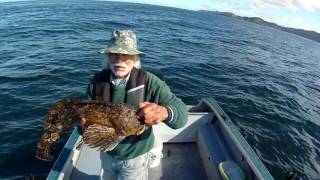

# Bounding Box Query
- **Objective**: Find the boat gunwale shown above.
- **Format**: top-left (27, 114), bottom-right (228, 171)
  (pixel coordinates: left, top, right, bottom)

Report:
top-left (47, 128), bottom-right (82, 180)
top-left (201, 98), bottom-right (274, 180)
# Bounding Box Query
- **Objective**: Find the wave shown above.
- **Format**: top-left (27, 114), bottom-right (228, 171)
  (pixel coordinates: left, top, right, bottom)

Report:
top-left (98, 20), bottom-right (134, 28)
top-left (0, 74), bottom-right (52, 82)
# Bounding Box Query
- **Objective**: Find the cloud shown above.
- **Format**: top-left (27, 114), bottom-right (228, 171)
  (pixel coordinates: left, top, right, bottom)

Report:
top-left (259, 0), bottom-right (320, 11)
top-left (199, 0), bottom-right (320, 32)
top-left (282, 18), bottom-right (314, 30)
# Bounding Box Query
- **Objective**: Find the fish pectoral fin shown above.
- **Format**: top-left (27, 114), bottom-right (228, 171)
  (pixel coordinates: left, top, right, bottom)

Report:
top-left (83, 124), bottom-right (125, 151)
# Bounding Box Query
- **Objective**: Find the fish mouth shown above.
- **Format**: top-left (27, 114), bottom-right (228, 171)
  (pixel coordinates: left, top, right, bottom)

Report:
top-left (35, 144), bottom-right (54, 161)
top-left (136, 125), bottom-right (146, 135)
top-left (35, 132), bottom-right (58, 161)
top-left (36, 153), bottom-right (53, 161)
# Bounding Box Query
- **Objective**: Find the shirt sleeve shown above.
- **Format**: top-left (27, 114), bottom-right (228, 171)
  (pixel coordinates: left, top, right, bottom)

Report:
top-left (147, 72), bottom-right (188, 129)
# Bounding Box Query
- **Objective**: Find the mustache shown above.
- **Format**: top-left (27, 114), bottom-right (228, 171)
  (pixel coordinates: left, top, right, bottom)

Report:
top-left (110, 64), bottom-right (128, 69)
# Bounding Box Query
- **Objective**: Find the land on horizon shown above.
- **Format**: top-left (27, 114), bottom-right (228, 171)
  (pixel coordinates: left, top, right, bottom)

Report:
top-left (199, 10), bottom-right (320, 43)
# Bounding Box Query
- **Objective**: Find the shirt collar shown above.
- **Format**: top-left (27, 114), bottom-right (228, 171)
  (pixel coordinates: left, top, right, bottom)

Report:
top-left (110, 72), bottom-right (131, 88)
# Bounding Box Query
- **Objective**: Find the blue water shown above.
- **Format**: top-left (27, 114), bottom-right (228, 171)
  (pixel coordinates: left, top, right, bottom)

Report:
top-left (1, 1), bottom-right (320, 179)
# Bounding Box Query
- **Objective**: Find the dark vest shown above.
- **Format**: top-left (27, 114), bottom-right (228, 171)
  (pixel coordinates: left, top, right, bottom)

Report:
top-left (91, 68), bottom-right (146, 106)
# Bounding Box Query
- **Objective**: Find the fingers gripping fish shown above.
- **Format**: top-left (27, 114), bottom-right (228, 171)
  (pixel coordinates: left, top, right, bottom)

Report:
top-left (35, 99), bottom-right (146, 161)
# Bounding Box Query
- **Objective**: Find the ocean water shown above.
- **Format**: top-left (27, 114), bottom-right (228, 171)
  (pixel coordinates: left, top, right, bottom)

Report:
top-left (0, 1), bottom-right (320, 179)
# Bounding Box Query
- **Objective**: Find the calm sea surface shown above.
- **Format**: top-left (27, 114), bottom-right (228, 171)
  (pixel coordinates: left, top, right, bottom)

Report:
top-left (0, 1), bottom-right (320, 179)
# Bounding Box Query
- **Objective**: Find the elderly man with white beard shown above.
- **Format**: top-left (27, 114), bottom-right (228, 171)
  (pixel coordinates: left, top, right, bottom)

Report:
top-left (82, 30), bottom-right (188, 180)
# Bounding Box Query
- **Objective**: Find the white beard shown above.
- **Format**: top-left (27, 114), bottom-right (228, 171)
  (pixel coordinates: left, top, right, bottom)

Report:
top-left (110, 63), bottom-right (129, 78)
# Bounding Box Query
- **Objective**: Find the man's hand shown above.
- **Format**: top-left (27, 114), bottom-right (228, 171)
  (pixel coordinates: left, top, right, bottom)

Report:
top-left (137, 102), bottom-right (169, 125)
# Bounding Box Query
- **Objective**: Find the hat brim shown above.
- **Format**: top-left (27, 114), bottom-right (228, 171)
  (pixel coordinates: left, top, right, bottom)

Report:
top-left (98, 45), bottom-right (144, 56)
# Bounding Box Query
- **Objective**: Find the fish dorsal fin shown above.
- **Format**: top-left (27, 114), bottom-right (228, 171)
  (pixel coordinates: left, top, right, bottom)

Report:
top-left (83, 124), bottom-right (125, 151)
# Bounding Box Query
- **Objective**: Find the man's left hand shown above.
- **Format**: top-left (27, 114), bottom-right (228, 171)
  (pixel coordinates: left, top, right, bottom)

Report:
top-left (137, 102), bottom-right (169, 125)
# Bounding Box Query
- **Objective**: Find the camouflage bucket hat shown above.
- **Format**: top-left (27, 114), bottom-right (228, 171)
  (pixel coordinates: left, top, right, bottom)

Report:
top-left (99, 30), bottom-right (144, 56)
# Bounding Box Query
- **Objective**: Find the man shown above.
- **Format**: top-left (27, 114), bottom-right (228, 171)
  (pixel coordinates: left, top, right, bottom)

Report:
top-left (82, 30), bottom-right (188, 180)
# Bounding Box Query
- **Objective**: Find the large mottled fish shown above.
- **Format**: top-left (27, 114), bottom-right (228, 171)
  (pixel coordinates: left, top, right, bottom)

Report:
top-left (36, 99), bottom-right (145, 161)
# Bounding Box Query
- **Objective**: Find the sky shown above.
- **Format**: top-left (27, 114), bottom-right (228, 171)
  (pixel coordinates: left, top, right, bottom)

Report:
top-left (1, 0), bottom-right (320, 32)
top-left (102, 0), bottom-right (320, 33)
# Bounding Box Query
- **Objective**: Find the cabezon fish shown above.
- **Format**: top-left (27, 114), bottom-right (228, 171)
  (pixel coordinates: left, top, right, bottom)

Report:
top-left (36, 99), bottom-right (145, 161)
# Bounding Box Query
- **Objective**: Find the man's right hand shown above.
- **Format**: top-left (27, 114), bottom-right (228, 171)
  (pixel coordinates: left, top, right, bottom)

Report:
top-left (138, 102), bottom-right (169, 126)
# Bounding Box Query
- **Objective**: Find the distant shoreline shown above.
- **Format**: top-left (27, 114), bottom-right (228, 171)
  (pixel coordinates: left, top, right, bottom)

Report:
top-left (199, 10), bottom-right (320, 43)
top-left (1, 0), bottom-right (319, 43)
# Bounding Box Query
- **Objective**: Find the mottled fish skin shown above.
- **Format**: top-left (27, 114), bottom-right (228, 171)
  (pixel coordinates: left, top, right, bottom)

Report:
top-left (36, 99), bottom-right (145, 161)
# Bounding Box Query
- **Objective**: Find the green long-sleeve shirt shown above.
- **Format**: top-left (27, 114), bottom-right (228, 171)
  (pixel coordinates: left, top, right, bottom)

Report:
top-left (88, 71), bottom-right (188, 159)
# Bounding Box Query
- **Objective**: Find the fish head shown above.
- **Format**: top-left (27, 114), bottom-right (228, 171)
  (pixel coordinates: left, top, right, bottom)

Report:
top-left (35, 132), bottom-right (59, 161)
top-left (37, 99), bottom-right (82, 161)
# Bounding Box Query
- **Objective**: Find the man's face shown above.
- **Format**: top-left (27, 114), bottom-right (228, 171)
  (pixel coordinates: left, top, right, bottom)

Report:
top-left (108, 53), bottom-right (137, 78)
